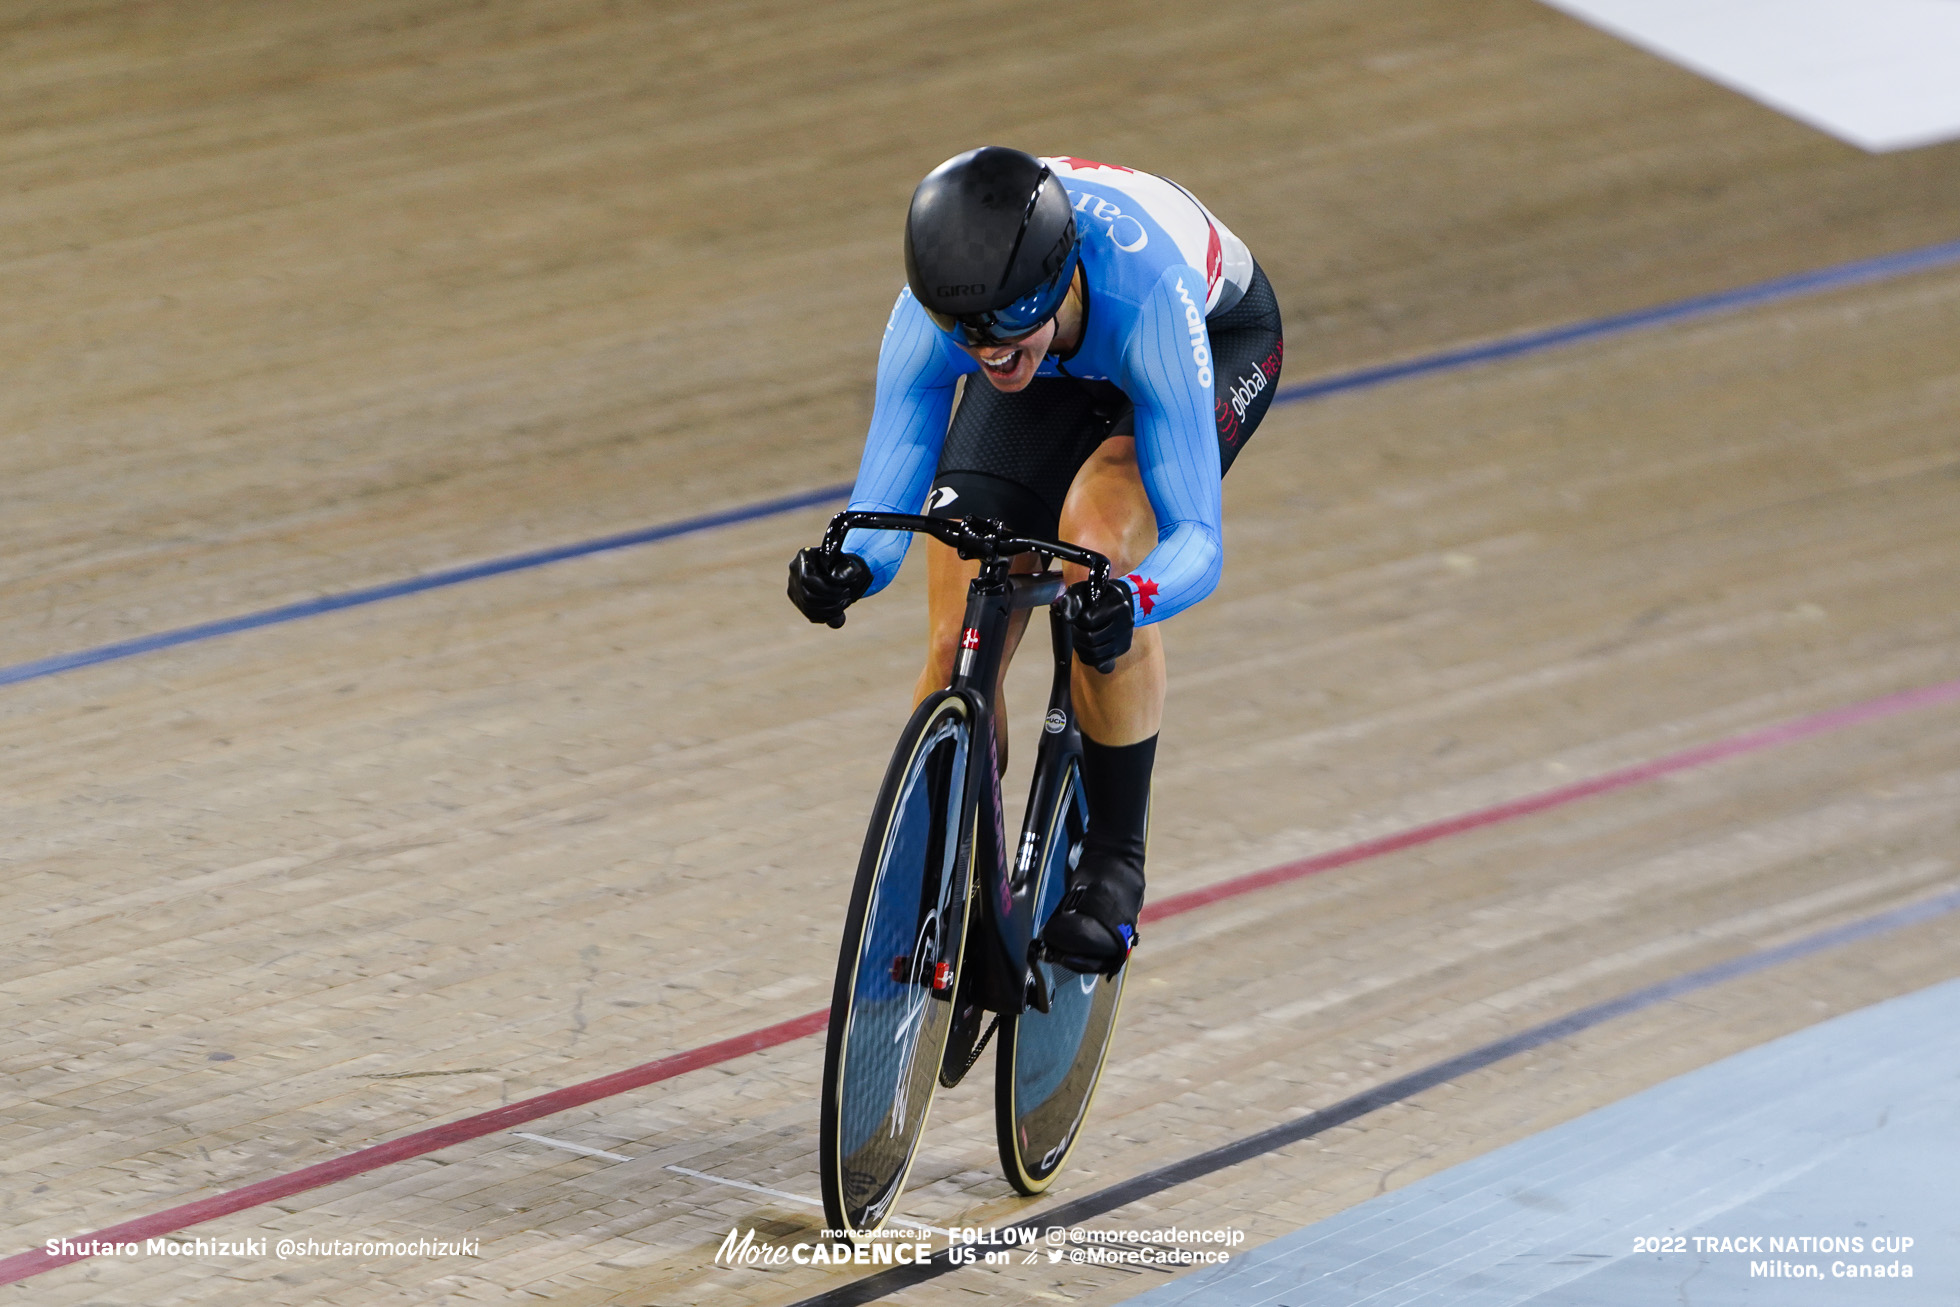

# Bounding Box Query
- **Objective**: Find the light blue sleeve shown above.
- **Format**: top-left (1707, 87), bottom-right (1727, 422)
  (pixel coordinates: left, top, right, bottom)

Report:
top-left (839, 289), bottom-right (968, 594)
top-left (1116, 265), bottom-right (1224, 626)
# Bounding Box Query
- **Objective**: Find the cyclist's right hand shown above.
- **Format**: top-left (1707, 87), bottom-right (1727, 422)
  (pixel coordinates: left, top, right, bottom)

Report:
top-left (787, 548), bottom-right (872, 627)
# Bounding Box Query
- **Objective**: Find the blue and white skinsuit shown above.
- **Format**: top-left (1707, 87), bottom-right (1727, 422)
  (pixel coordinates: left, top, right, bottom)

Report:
top-left (840, 156), bottom-right (1258, 625)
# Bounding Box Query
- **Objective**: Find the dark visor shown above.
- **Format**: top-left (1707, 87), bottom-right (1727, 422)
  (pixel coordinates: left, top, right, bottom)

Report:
top-left (923, 242), bottom-right (1081, 346)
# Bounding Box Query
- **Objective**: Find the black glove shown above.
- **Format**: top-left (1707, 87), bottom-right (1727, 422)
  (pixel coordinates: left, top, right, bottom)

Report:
top-left (788, 548), bottom-right (872, 627)
top-left (1067, 577), bottom-right (1134, 672)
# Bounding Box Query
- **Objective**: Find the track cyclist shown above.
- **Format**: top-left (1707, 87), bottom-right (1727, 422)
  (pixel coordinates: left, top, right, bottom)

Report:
top-left (788, 147), bottom-right (1283, 975)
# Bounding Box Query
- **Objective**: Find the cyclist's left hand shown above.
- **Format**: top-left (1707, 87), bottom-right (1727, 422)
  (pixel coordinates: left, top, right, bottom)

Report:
top-left (1067, 577), bottom-right (1134, 671)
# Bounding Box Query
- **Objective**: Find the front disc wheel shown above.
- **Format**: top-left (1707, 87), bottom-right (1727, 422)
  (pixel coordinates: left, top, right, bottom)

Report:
top-left (820, 693), bottom-right (976, 1239)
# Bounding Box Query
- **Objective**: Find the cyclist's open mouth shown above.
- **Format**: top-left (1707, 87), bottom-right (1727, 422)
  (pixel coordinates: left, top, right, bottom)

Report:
top-left (981, 350), bottom-right (1021, 376)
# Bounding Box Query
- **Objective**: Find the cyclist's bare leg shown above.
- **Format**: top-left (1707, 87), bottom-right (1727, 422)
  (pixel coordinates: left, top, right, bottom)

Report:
top-left (1056, 437), bottom-right (1166, 744)
top-left (916, 541), bottom-right (1039, 769)
top-left (1039, 433), bottom-right (1163, 968)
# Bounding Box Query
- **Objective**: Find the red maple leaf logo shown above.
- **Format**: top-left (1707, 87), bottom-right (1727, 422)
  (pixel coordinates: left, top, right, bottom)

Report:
top-left (1055, 156), bottom-right (1134, 174)
top-left (1125, 573), bottom-right (1159, 615)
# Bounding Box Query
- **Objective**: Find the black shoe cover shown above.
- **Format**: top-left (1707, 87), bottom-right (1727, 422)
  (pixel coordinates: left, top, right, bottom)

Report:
top-left (1039, 851), bottom-right (1144, 976)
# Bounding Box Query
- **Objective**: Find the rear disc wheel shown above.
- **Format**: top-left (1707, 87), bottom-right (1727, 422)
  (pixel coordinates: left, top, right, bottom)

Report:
top-left (996, 762), bottom-right (1128, 1194)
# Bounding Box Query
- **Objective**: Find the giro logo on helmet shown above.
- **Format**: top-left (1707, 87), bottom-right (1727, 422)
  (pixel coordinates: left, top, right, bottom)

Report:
top-left (937, 283), bottom-right (987, 297)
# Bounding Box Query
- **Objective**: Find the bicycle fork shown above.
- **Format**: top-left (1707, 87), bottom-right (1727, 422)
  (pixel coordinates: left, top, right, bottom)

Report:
top-left (948, 563), bottom-right (1080, 1017)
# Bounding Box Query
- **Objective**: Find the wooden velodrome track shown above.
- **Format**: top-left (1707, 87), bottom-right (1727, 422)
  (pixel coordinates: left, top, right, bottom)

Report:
top-left (5, 1), bottom-right (1960, 1303)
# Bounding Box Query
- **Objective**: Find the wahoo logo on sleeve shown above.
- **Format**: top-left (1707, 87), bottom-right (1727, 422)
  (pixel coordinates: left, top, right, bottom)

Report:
top-left (1173, 279), bottom-right (1213, 387)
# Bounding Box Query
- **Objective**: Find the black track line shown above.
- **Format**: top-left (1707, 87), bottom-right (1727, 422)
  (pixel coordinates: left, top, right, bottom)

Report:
top-left (785, 885), bottom-right (1960, 1306)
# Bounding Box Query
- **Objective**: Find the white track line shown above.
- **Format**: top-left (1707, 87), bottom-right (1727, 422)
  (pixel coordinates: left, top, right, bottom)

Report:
top-left (511, 1132), bottom-right (631, 1162)
top-left (664, 1165), bottom-right (951, 1237)
top-left (514, 1134), bottom-right (952, 1238)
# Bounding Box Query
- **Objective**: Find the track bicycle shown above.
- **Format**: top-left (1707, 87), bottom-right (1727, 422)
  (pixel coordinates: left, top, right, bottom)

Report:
top-left (813, 511), bottom-right (1132, 1242)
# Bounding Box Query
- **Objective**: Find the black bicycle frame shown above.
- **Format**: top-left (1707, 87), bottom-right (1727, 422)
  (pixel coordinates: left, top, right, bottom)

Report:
top-left (820, 511), bottom-right (1112, 1015)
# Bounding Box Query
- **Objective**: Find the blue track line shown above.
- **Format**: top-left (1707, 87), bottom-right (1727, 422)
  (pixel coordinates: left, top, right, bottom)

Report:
top-left (0, 483), bottom-right (851, 688)
top-left (7, 234), bottom-right (1960, 691)
top-left (1271, 235), bottom-right (1960, 404)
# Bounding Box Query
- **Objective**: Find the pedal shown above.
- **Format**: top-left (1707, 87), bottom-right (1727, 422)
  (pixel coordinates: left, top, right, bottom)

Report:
top-left (931, 960), bottom-right (954, 995)
top-left (1025, 948), bottom-right (1054, 1014)
top-left (1030, 934), bottom-right (1133, 983)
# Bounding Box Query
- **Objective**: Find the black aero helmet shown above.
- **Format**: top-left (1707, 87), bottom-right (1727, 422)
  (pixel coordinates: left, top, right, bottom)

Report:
top-left (904, 146), bottom-right (1081, 346)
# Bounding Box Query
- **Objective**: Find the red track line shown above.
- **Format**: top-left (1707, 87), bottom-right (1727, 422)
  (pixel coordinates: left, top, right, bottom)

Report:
top-left (1144, 676), bottom-right (1960, 921)
top-left (7, 675), bottom-right (1960, 1287)
top-left (0, 1010), bottom-right (827, 1286)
